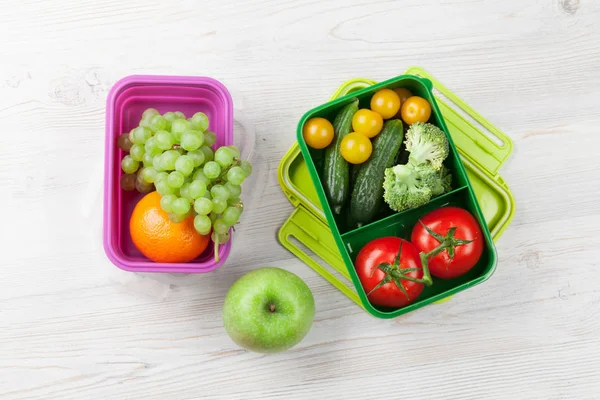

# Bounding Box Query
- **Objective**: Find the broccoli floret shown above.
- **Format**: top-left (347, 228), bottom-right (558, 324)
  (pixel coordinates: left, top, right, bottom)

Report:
top-left (429, 165), bottom-right (452, 197)
top-left (404, 122), bottom-right (449, 170)
top-left (383, 163), bottom-right (437, 212)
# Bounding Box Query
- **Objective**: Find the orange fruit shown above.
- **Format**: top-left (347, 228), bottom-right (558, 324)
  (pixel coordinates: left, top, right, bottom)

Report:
top-left (401, 96), bottom-right (431, 125)
top-left (130, 191), bottom-right (209, 263)
top-left (370, 89), bottom-right (401, 119)
top-left (393, 88), bottom-right (413, 118)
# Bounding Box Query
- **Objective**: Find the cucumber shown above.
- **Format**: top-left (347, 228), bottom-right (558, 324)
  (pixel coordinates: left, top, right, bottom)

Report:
top-left (350, 119), bottom-right (404, 226)
top-left (322, 99), bottom-right (359, 214)
top-left (348, 163), bottom-right (360, 196)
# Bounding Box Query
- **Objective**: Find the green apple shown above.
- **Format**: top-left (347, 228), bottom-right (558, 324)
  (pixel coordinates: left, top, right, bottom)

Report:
top-left (222, 267), bottom-right (315, 353)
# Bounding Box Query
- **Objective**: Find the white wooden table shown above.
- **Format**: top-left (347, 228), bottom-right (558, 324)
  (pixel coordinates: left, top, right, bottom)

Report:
top-left (2, 0), bottom-right (600, 398)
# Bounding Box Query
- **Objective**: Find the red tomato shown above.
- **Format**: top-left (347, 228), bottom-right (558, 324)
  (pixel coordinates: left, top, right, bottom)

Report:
top-left (411, 206), bottom-right (484, 279)
top-left (355, 237), bottom-right (426, 308)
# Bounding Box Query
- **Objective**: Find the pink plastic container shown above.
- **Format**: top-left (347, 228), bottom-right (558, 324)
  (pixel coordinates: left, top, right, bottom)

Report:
top-left (103, 75), bottom-right (233, 273)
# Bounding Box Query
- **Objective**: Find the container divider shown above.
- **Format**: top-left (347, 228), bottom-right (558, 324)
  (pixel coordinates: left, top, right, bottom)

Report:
top-left (340, 185), bottom-right (470, 242)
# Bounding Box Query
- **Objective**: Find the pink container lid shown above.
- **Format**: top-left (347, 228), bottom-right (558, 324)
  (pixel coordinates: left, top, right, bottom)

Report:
top-left (103, 75), bottom-right (233, 273)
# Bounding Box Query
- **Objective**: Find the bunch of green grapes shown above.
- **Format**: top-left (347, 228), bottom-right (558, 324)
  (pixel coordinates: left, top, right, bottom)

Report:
top-left (117, 108), bottom-right (253, 261)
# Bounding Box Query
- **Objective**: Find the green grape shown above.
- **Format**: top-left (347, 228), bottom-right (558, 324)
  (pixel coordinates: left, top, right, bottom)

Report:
top-left (171, 119), bottom-right (191, 142)
top-left (211, 184), bottom-right (230, 200)
top-left (204, 130), bottom-right (217, 147)
top-left (188, 180), bottom-right (207, 199)
top-left (203, 190), bottom-right (212, 200)
top-left (160, 194), bottom-right (177, 213)
top-left (155, 171), bottom-right (169, 183)
top-left (150, 115), bottom-right (168, 131)
top-left (143, 108), bottom-right (159, 119)
top-left (200, 146), bottom-right (214, 162)
top-left (155, 180), bottom-right (174, 196)
top-left (152, 155), bottom-right (165, 172)
top-left (240, 160), bottom-right (253, 178)
top-left (169, 212), bottom-right (187, 223)
top-left (174, 111), bottom-right (186, 119)
top-left (167, 171), bottom-right (185, 188)
top-left (181, 130), bottom-right (203, 151)
top-left (141, 167), bottom-right (158, 183)
top-left (194, 215), bottom-right (212, 235)
top-left (212, 197), bottom-right (227, 214)
top-left (132, 126), bottom-right (152, 144)
top-left (220, 231), bottom-right (231, 243)
top-left (212, 231), bottom-right (230, 245)
top-left (227, 166), bottom-right (246, 186)
top-left (136, 169), bottom-right (145, 183)
top-left (193, 197), bottom-right (213, 215)
top-left (136, 178), bottom-right (154, 194)
top-left (121, 156), bottom-right (139, 174)
top-left (130, 144), bottom-right (145, 162)
top-left (193, 169), bottom-right (211, 185)
top-left (228, 197), bottom-right (242, 207)
top-left (140, 114), bottom-right (155, 129)
top-left (190, 112), bottom-right (209, 131)
top-left (174, 155), bottom-right (193, 176)
top-left (120, 173), bottom-right (136, 191)
top-left (203, 161), bottom-right (221, 180)
top-left (163, 111), bottom-right (176, 123)
top-left (117, 133), bottom-right (133, 151)
top-left (225, 182), bottom-right (242, 198)
top-left (188, 149), bottom-right (206, 167)
top-left (209, 212), bottom-right (220, 223)
top-left (222, 206), bottom-right (241, 225)
top-left (162, 150), bottom-right (180, 171)
top-left (142, 152), bottom-right (154, 167)
top-left (228, 145), bottom-right (241, 159)
top-left (172, 197), bottom-right (191, 215)
top-left (155, 130), bottom-right (174, 150)
top-left (179, 182), bottom-right (191, 200)
top-left (144, 136), bottom-right (157, 149)
top-left (141, 115), bottom-right (153, 128)
top-left (144, 137), bottom-right (161, 156)
top-left (213, 219), bottom-right (230, 235)
top-left (214, 147), bottom-right (235, 168)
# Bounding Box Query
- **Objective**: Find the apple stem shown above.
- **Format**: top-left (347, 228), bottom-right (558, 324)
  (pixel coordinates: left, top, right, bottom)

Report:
top-left (269, 304), bottom-right (276, 312)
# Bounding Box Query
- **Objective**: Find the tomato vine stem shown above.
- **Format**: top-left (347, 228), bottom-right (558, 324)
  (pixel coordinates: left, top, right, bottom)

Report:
top-left (418, 221), bottom-right (473, 281)
top-left (368, 242), bottom-right (433, 301)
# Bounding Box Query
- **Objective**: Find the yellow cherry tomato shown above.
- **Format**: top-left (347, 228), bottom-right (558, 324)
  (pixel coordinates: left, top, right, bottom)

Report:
top-left (370, 89), bottom-right (401, 119)
top-left (340, 132), bottom-right (372, 164)
top-left (302, 117), bottom-right (334, 149)
top-left (352, 109), bottom-right (383, 138)
top-left (400, 96), bottom-right (432, 125)
top-left (393, 88), bottom-right (413, 117)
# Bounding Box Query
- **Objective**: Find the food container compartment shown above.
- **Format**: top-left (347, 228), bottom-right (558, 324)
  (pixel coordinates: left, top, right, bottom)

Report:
top-left (103, 75), bottom-right (233, 273)
top-left (341, 187), bottom-right (495, 316)
top-left (296, 74), bottom-right (498, 318)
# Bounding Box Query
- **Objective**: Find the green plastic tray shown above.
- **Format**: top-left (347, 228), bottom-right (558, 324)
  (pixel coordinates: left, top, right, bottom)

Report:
top-left (278, 67), bottom-right (515, 317)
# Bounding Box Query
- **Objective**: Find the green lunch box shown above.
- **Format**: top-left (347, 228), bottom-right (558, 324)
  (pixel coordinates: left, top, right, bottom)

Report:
top-left (278, 67), bottom-right (516, 319)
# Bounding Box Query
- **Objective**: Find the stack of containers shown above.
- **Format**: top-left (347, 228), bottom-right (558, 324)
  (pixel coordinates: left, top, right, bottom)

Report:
top-left (278, 67), bottom-right (515, 319)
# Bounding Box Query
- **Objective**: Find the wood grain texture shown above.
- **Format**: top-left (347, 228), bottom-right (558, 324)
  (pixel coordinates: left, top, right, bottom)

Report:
top-left (1, 0), bottom-right (600, 398)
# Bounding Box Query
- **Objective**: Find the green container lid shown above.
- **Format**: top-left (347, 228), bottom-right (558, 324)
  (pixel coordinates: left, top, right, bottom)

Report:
top-left (278, 67), bottom-right (516, 316)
